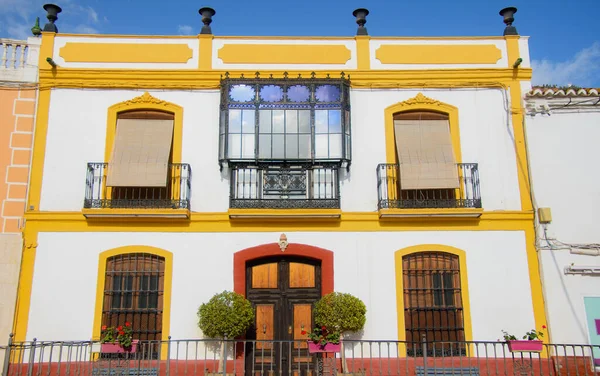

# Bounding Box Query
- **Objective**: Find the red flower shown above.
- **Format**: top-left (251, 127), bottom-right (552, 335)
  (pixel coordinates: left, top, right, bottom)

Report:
top-left (542, 325), bottom-right (547, 329)
top-left (119, 331), bottom-right (125, 336)
top-left (125, 322), bottom-right (131, 327)
top-left (321, 326), bottom-right (326, 330)
top-left (117, 326), bottom-right (123, 331)
top-left (101, 325), bottom-right (107, 330)
top-left (301, 330), bottom-right (307, 335)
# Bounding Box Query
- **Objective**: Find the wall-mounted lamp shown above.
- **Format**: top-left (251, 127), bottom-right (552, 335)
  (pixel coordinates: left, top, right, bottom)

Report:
top-left (46, 57), bottom-right (57, 67)
top-left (512, 58), bottom-right (522, 68)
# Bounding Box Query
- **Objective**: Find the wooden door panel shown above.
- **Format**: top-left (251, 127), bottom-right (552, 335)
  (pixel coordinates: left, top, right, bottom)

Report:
top-left (289, 263), bottom-right (315, 288)
top-left (293, 304), bottom-right (312, 349)
top-left (252, 263), bottom-right (278, 289)
top-left (256, 304), bottom-right (275, 349)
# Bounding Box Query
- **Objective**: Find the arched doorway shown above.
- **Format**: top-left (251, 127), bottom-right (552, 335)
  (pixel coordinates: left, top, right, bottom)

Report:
top-left (234, 243), bottom-right (334, 376)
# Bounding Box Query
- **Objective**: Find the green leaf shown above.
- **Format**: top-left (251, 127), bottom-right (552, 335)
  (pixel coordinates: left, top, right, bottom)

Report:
top-left (197, 291), bottom-right (255, 339)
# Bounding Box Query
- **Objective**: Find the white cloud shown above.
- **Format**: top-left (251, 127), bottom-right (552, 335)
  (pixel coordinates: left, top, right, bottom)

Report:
top-left (178, 24), bottom-right (194, 35)
top-left (532, 42), bottom-right (600, 87)
top-left (74, 24), bottom-right (98, 34)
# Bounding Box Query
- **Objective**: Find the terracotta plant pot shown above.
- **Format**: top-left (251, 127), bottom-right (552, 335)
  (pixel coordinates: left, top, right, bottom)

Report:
top-left (307, 341), bottom-right (341, 353)
top-left (100, 340), bottom-right (139, 353)
top-left (507, 340), bottom-right (543, 352)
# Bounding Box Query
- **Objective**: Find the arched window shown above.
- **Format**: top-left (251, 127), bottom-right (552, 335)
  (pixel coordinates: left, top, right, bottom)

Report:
top-left (102, 253), bottom-right (165, 347)
top-left (393, 111), bottom-right (459, 208)
top-left (402, 251), bottom-right (465, 356)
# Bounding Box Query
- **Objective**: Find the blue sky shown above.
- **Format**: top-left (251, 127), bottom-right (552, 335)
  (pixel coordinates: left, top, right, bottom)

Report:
top-left (2, 0), bottom-right (599, 87)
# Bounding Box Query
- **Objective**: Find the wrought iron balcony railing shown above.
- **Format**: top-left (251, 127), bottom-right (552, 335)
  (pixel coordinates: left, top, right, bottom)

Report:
top-left (84, 163), bottom-right (191, 210)
top-left (230, 164), bottom-right (340, 209)
top-left (377, 163), bottom-right (481, 210)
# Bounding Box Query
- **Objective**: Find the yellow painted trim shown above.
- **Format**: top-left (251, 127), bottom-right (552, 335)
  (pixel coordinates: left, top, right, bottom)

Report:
top-left (384, 93), bottom-right (462, 164)
top-left (59, 43), bottom-right (194, 63)
top-left (375, 45), bottom-right (502, 65)
top-left (37, 68), bottom-right (532, 90)
top-left (22, 210), bottom-right (534, 233)
top-left (505, 35), bottom-right (533, 212)
top-left (228, 208), bottom-right (341, 219)
top-left (83, 208), bottom-right (190, 219)
top-left (104, 92), bottom-right (183, 164)
top-left (198, 34), bottom-right (213, 70)
top-left (355, 36), bottom-right (371, 70)
top-left (394, 244), bottom-right (473, 356)
top-left (217, 44), bottom-right (352, 65)
top-left (27, 32), bottom-right (55, 211)
top-left (379, 208), bottom-right (483, 219)
top-left (371, 36), bottom-right (508, 41)
top-left (215, 36), bottom-right (355, 41)
top-left (525, 225), bottom-right (549, 355)
top-left (12, 229), bottom-right (38, 342)
top-left (92, 246), bottom-right (173, 360)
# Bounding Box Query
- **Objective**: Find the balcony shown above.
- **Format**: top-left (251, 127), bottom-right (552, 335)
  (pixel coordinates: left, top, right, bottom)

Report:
top-left (83, 163), bottom-right (191, 219)
top-left (0, 38), bottom-right (40, 83)
top-left (377, 163), bottom-right (482, 218)
top-left (229, 164), bottom-right (341, 218)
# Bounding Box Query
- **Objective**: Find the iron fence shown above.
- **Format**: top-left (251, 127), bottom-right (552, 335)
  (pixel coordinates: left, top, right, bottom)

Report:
top-left (376, 163), bottom-right (481, 210)
top-left (84, 163), bottom-right (191, 210)
top-left (3, 336), bottom-right (599, 376)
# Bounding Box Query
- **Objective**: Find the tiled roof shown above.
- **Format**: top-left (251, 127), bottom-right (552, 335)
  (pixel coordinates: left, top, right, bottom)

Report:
top-left (527, 87), bottom-right (599, 98)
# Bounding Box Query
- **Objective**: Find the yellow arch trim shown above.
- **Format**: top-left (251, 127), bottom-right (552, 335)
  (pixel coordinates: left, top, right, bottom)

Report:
top-left (104, 92), bottom-right (183, 164)
top-left (92, 245), bottom-right (173, 360)
top-left (384, 93), bottom-right (462, 164)
top-left (394, 244), bottom-right (473, 356)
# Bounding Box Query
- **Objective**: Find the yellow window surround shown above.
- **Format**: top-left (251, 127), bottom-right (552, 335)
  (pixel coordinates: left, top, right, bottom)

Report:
top-left (92, 246), bottom-right (173, 360)
top-left (394, 244), bottom-right (473, 356)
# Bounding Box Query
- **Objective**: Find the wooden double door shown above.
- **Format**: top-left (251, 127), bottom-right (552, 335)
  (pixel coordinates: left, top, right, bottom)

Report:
top-left (245, 257), bottom-right (321, 376)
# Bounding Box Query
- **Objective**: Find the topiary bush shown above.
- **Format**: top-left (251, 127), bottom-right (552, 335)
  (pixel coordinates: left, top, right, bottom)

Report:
top-left (197, 291), bottom-right (254, 339)
top-left (314, 292), bottom-right (367, 334)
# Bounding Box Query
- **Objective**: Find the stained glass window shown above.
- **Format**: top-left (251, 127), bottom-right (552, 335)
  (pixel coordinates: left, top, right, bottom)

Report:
top-left (220, 76), bottom-right (351, 163)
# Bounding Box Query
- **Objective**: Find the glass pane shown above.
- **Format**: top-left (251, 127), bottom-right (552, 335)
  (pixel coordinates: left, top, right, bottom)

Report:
top-left (111, 275), bottom-right (121, 308)
top-left (315, 85), bottom-right (341, 102)
top-left (259, 110), bottom-right (272, 133)
top-left (286, 134), bottom-right (298, 158)
top-left (345, 134), bottom-right (351, 158)
top-left (329, 110), bottom-right (342, 133)
top-left (329, 134), bottom-right (342, 158)
top-left (242, 134), bottom-right (255, 158)
top-left (259, 134), bottom-right (271, 158)
top-left (272, 135), bottom-right (285, 158)
top-left (228, 109), bottom-right (242, 133)
top-left (219, 134), bottom-right (225, 159)
top-left (260, 85), bottom-right (283, 102)
top-left (298, 110), bottom-right (310, 133)
top-left (315, 110), bottom-right (328, 134)
top-left (345, 110), bottom-right (351, 135)
top-left (242, 110), bottom-right (255, 133)
top-left (219, 110), bottom-right (226, 133)
top-left (287, 85), bottom-right (310, 102)
top-left (123, 276), bottom-right (133, 309)
top-left (228, 134), bottom-right (242, 158)
top-left (230, 84), bottom-right (255, 102)
top-left (315, 134), bottom-right (328, 158)
top-left (299, 135), bottom-right (311, 159)
top-left (272, 110), bottom-right (285, 133)
top-left (286, 110), bottom-right (298, 134)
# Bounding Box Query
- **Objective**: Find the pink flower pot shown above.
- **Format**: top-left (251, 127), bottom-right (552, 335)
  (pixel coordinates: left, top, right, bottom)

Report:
top-left (507, 340), bottom-right (543, 352)
top-left (307, 341), bottom-right (341, 353)
top-left (101, 340), bottom-right (138, 353)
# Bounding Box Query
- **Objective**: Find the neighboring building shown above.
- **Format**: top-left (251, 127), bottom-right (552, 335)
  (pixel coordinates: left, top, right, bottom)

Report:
top-left (7, 5), bottom-right (565, 375)
top-left (0, 37), bottom-right (40, 368)
top-left (524, 87), bottom-right (600, 364)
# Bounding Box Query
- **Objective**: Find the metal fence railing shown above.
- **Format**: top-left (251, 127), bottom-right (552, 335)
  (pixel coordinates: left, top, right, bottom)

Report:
top-left (2, 335), bottom-right (599, 376)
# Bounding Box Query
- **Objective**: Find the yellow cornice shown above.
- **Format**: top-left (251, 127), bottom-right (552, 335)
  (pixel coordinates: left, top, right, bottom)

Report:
top-left (38, 68), bottom-right (532, 90)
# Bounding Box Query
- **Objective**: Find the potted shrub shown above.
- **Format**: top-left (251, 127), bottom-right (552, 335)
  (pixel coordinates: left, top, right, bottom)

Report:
top-left (313, 292), bottom-right (367, 374)
top-left (100, 322), bottom-right (138, 353)
top-left (303, 325), bottom-right (341, 353)
top-left (501, 326), bottom-right (546, 352)
top-left (197, 291), bottom-right (254, 373)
